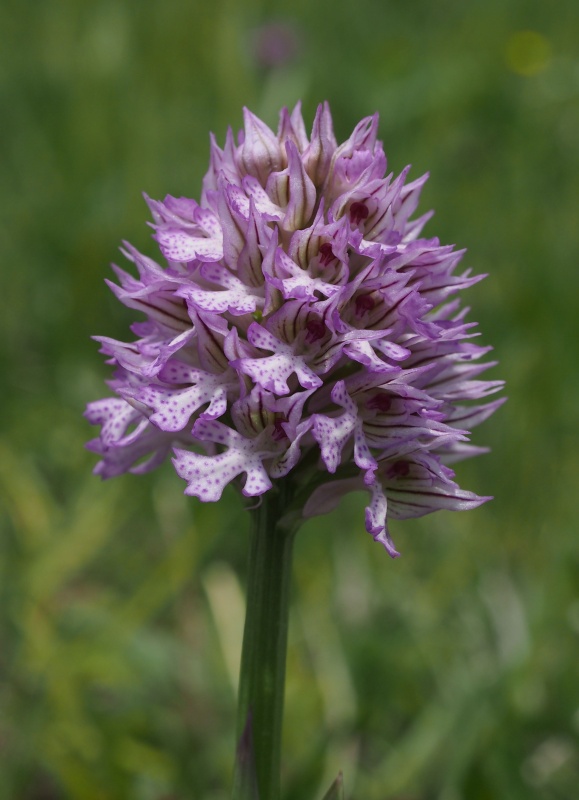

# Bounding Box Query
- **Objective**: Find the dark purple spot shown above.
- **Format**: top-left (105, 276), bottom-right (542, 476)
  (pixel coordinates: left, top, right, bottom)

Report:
top-left (367, 393), bottom-right (392, 413)
top-left (390, 460), bottom-right (410, 477)
top-left (305, 318), bottom-right (326, 343)
top-left (318, 242), bottom-right (335, 266)
top-left (355, 294), bottom-right (375, 317)
top-left (272, 416), bottom-right (288, 442)
top-left (349, 201), bottom-right (369, 226)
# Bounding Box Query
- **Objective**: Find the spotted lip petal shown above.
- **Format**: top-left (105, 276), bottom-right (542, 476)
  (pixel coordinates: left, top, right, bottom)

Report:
top-left (264, 244), bottom-right (336, 300)
top-left (94, 326), bottom-right (196, 379)
top-left (87, 101), bottom-right (504, 557)
top-left (121, 365), bottom-right (232, 432)
top-left (311, 380), bottom-right (377, 482)
top-left (234, 322), bottom-right (323, 395)
top-left (173, 419), bottom-right (279, 500)
top-left (87, 418), bottom-right (176, 479)
top-left (148, 194), bottom-right (224, 263)
top-left (155, 229), bottom-right (224, 263)
top-left (177, 264), bottom-right (262, 316)
top-left (84, 396), bottom-right (143, 447)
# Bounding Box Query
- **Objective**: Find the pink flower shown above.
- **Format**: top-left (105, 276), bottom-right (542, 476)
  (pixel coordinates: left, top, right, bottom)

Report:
top-left (86, 103), bottom-right (504, 557)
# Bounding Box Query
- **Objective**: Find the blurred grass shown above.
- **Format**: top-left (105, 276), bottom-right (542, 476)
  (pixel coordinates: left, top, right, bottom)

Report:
top-left (1, 0), bottom-right (579, 798)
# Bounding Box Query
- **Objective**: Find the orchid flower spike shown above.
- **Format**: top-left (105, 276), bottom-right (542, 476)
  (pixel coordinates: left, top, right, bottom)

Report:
top-left (86, 102), bottom-right (504, 557)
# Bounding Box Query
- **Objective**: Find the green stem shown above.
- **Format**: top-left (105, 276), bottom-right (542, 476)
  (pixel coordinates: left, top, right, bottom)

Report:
top-left (233, 482), bottom-right (298, 800)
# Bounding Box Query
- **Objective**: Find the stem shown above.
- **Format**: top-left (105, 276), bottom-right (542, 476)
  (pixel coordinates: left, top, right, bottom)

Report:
top-left (233, 482), bottom-right (298, 800)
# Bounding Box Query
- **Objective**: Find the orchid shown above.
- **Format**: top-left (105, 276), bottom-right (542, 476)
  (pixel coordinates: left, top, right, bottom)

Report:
top-left (86, 102), bottom-right (503, 558)
top-left (86, 103), bottom-right (503, 800)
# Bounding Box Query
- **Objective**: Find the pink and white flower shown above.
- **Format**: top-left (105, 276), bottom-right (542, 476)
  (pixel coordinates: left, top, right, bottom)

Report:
top-left (86, 103), bottom-right (504, 556)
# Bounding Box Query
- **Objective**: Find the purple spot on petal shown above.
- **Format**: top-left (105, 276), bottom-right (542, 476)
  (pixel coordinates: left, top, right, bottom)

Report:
top-left (355, 294), bottom-right (375, 317)
top-left (389, 460), bottom-right (410, 478)
top-left (305, 319), bottom-right (326, 344)
top-left (272, 416), bottom-right (288, 442)
top-left (367, 393), bottom-right (392, 413)
top-left (318, 242), bottom-right (335, 266)
top-left (350, 201), bottom-right (369, 225)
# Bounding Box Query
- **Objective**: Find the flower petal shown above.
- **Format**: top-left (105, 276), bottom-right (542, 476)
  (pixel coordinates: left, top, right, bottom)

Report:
top-left (173, 420), bottom-right (276, 499)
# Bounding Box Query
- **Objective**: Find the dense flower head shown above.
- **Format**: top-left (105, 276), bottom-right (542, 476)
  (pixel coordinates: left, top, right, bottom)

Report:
top-left (86, 103), bottom-right (504, 557)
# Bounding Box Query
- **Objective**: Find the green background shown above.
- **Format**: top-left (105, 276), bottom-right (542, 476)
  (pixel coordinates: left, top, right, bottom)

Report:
top-left (1, 0), bottom-right (578, 798)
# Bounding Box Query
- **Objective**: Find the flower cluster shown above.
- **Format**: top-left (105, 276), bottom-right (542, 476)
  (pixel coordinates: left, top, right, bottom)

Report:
top-left (86, 103), bottom-right (504, 557)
